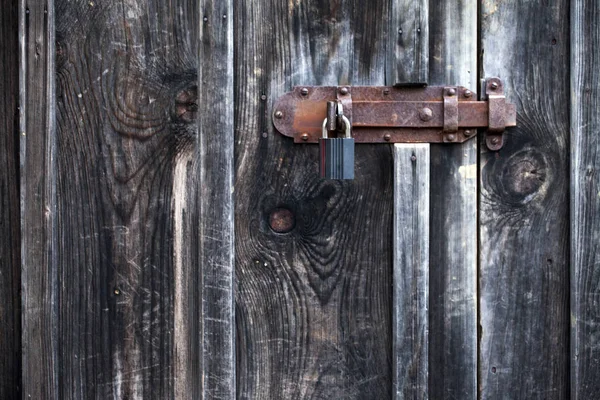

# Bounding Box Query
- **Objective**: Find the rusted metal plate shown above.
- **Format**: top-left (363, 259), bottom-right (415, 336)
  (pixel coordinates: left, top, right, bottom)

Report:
top-left (272, 84), bottom-right (517, 144)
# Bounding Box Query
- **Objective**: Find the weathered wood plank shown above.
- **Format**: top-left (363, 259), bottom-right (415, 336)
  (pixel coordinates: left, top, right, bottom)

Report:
top-left (0, 1), bottom-right (21, 398)
top-left (51, 0), bottom-right (209, 397)
top-left (388, 2), bottom-right (430, 398)
top-left (479, 0), bottom-right (570, 398)
top-left (388, 0), bottom-right (428, 85)
top-left (393, 144), bottom-right (429, 399)
top-left (234, 1), bottom-right (393, 398)
top-left (20, 0), bottom-right (58, 398)
top-left (428, 2), bottom-right (478, 399)
top-left (198, 0), bottom-right (235, 398)
top-left (571, 1), bottom-right (600, 398)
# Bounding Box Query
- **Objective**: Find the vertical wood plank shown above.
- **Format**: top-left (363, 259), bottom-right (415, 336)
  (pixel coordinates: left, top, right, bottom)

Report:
top-left (52, 0), bottom-right (207, 397)
top-left (393, 144), bottom-right (429, 399)
top-left (0, 1), bottom-right (21, 398)
top-left (234, 1), bottom-right (393, 398)
top-left (198, 0), bottom-right (235, 398)
top-left (571, 1), bottom-right (600, 398)
top-left (479, 0), bottom-right (570, 398)
top-left (20, 0), bottom-right (57, 398)
top-left (388, 0), bottom-right (428, 84)
top-left (388, 3), bottom-right (430, 397)
top-left (428, 2), bottom-right (478, 398)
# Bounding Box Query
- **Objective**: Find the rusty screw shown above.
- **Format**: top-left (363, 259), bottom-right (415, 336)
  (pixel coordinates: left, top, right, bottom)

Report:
top-left (419, 107), bottom-right (433, 121)
top-left (491, 137), bottom-right (500, 145)
top-left (383, 88), bottom-right (390, 95)
top-left (300, 88), bottom-right (309, 96)
top-left (274, 111), bottom-right (283, 119)
top-left (301, 133), bottom-right (309, 141)
top-left (384, 134), bottom-right (391, 141)
top-left (464, 90), bottom-right (473, 98)
top-left (490, 82), bottom-right (499, 90)
top-left (446, 134), bottom-right (456, 142)
top-left (339, 87), bottom-right (349, 95)
top-left (464, 129), bottom-right (475, 137)
top-left (447, 88), bottom-right (456, 96)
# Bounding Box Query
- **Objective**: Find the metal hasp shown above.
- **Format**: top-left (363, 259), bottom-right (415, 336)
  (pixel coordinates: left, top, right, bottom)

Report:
top-left (272, 78), bottom-right (516, 150)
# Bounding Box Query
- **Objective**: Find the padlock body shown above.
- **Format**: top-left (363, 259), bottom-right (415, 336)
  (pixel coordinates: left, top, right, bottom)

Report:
top-left (319, 138), bottom-right (355, 179)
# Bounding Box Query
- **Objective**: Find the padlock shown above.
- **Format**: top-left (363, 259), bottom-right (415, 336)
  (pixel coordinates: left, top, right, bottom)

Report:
top-left (319, 115), bottom-right (354, 180)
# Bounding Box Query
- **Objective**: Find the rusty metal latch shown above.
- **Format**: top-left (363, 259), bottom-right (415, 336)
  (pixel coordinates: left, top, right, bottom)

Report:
top-left (272, 77), bottom-right (516, 150)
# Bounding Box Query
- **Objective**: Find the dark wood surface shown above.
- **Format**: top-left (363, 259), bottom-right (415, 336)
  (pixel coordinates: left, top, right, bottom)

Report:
top-left (479, 0), bottom-right (570, 398)
top-left (428, 2), bottom-right (478, 399)
top-left (571, 1), bottom-right (600, 398)
top-left (234, 1), bottom-right (394, 398)
top-left (20, 0), bottom-right (236, 397)
top-left (20, 0), bottom-right (58, 398)
top-left (0, 2), bottom-right (21, 399)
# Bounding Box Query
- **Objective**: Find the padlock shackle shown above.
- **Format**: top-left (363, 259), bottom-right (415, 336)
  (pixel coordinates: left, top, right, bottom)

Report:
top-left (321, 115), bottom-right (352, 139)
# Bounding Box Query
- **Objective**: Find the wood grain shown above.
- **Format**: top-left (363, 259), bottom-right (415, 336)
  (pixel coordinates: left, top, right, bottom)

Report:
top-left (428, 2), bottom-right (478, 399)
top-left (479, 0), bottom-right (570, 398)
top-left (234, 0), bottom-right (393, 398)
top-left (571, 1), bottom-right (600, 398)
top-left (198, 0), bottom-right (236, 398)
top-left (388, 0), bottom-right (428, 85)
top-left (393, 144), bottom-right (429, 399)
top-left (20, 0), bottom-right (58, 398)
top-left (24, 0), bottom-right (218, 397)
top-left (0, 1), bottom-right (21, 399)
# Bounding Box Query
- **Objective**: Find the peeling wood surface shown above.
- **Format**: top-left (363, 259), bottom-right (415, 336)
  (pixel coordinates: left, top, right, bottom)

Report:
top-left (393, 144), bottom-right (429, 399)
top-left (571, 1), bottom-right (600, 398)
top-left (0, 1), bottom-right (21, 399)
top-left (479, 0), bottom-right (570, 398)
top-left (234, 1), bottom-right (393, 398)
top-left (428, 1), bottom-right (478, 399)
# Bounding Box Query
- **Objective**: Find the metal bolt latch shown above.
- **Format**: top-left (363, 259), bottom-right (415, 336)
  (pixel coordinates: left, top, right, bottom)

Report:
top-left (272, 78), bottom-right (516, 150)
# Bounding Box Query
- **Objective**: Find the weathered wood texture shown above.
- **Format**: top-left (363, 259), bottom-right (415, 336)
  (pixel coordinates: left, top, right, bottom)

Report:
top-left (479, 0), bottom-right (570, 398)
top-left (571, 1), bottom-right (600, 398)
top-left (20, 0), bottom-right (236, 397)
top-left (393, 144), bottom-right (429, 399)
top-left (389, 0), bottom-right (428, 85)
top-left (428, 2), bottom-right (478, 399)
top-left (234, 1), bottom-right (393, 398)
top-left (0, 1), bottom-right (21, 399)
top-left (20, 0), bottom-right (58, 398)
top-left (198, 0), bottom-right (235, 398)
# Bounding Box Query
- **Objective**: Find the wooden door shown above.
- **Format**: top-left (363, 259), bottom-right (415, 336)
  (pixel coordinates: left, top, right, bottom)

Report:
top-left (2, 0), bottom-right (599, 399)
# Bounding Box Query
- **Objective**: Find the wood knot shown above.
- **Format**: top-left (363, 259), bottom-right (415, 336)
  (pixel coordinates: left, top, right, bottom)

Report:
top-left (268, 207), bottom-right (295, 233)
top-left (484, 146), bottom-right (549, 206)
top-left (173, 85), bottom-right (198, 123)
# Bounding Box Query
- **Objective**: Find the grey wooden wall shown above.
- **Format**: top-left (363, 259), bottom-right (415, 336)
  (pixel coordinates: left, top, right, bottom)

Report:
top-left (0, 0), bottom-right (599, 399)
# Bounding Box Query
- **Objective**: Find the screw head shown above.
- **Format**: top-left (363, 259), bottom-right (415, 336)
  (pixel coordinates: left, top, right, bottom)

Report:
top-left (339, 87), bottom-right (349, 95)
top-left (464, 90), bottom-right (473, 98)
top-left (447, 88), bottom-right (456, 96)
top-left (419, 107), bottom-right (433, 121)
top-left (301, 133), bottom-right (309, 141)
top-left (383, 88), bottom-right (390, 95)
top-left (411, 155), bottom-right (417, 161)
top-left (491, 137), bottom-right (500, 145)
top-left (490, 82), bottom-right (499, 90)
top-left (384, 134), bottom-right (391, 141)
top-left (464, 129), bottom-right (475, 137)
top-left (300, 88), bottom-right (309, 96)
top-left (274, 111), bottom-right (283, 119)
top-left (446, 134), bottom-right (456, 142)
top-left (260, 94), bottom-right (267, 101)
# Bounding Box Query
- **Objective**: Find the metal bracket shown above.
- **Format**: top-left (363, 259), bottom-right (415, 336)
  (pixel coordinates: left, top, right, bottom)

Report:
top-left (272, 78), bottom-right (516, 150)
